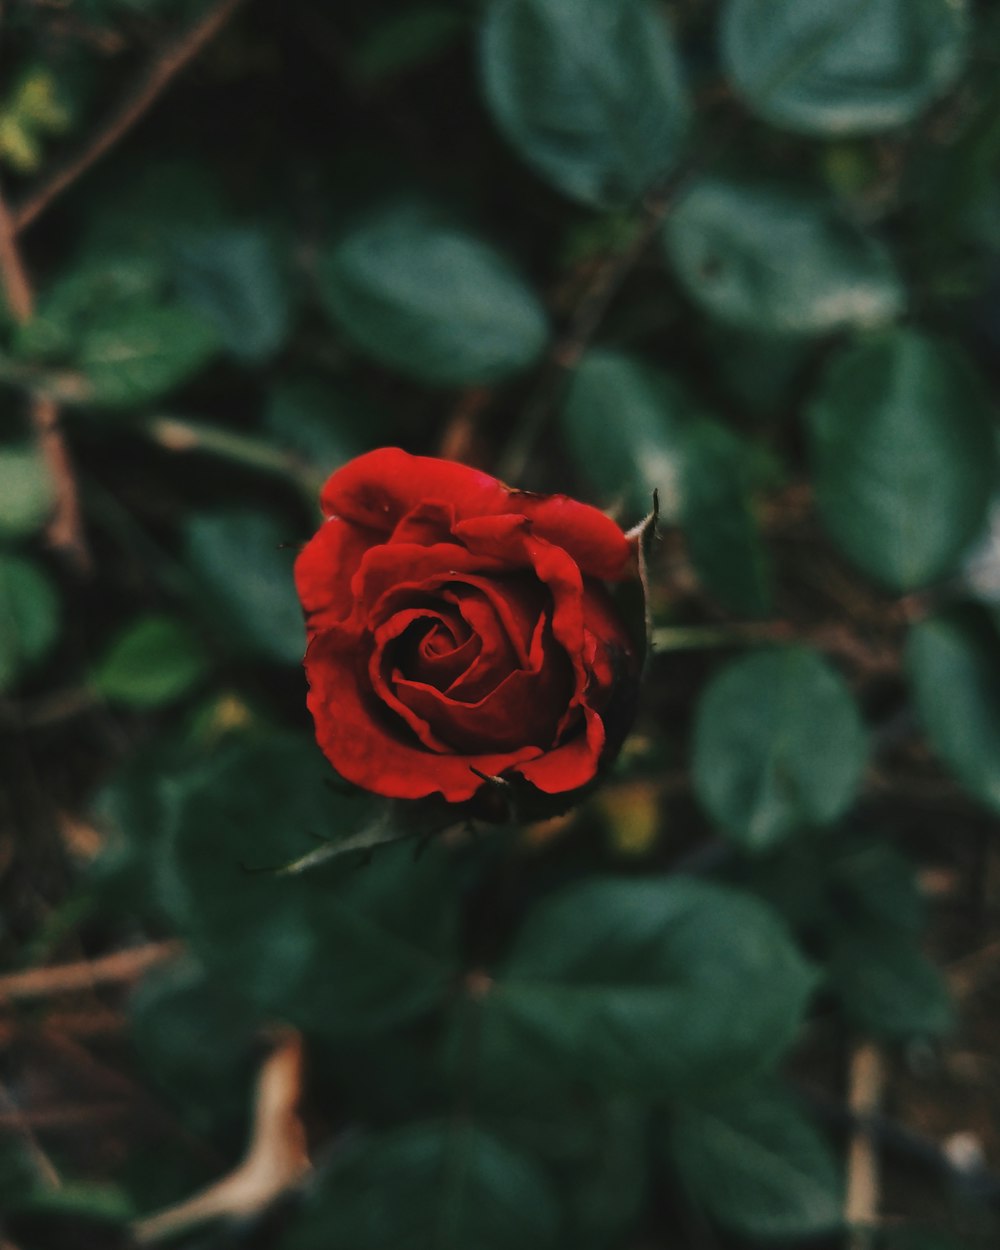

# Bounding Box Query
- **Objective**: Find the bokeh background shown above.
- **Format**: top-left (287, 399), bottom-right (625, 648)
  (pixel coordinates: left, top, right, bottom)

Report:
top-left (1, 0), bottom-right (1000, 1247)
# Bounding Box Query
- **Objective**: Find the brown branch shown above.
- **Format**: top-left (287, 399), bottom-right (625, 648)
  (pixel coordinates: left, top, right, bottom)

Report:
top-left (0, 183), bottom-right (91, 569)
top-left (845, 1041), bottom-right (885, 1250)
top-left (0, 1079), bottom-right (62, 1187)
top-left (12, 0), bottom-right (247, 234)
top-left (0, 940), bottom-right (181, 1003)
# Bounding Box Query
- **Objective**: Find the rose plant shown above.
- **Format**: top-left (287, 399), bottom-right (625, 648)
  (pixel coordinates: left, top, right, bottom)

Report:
top-left (295, 448), bottom-right (641, 809)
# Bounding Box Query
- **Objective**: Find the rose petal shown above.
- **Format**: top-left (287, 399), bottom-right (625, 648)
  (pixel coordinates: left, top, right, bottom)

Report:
top-left (303, 631), bottom-right (544, 801)
top-left (294, 518), bottom-right (379, 636)
top-left (320, 448), bottom-right (631, 579)
top-left (514, 705), bottom-right (606, 794)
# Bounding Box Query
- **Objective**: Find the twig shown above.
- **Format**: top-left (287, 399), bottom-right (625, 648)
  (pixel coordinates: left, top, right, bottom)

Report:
top-left (0, 940), bottom-right (181, 1003)
top-left (0, 183), bottom-right (91, 569)
top-left (845, 1042), bottom-right (885, 1250)
top-left (133, 1030), bottom-right (311, 1243)
top-left (12, 0), bottom-right (248, 233)
top-left (0, 1101), bottom-right (128, 1130)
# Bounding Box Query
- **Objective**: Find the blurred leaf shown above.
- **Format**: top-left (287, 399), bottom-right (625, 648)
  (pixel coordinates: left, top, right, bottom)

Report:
top-left (318, 199), bottom-right (548, 385)
top-left (807, 329), bottom-right (996, 591)
top-left (184, 510), bottom-right (304, 665)
top-left (907, 608), bottom-right (1000, 813)
top-left (129, 960), bottom-right (258, 1136)
top-left (699, 322), bottom-right (809, 419)
top-left (174, 227), bottom-right (295, 363)
top-left (0, 443), bottom-right (53, 537)
top-left (263, 377), bottom-right (367, 475)
top-left (80, 303), bottom-right (219, 407)
top-left (0, 553), bottom-right (59, 692)
top-left (721, 0), bottom-right (969, 136)
top-left (664, 177), bottom-right (904, 335)
top-left (480, 0), bottom-right (689, 208)
top-left (166, 732), bottom-right (461, 1036)
top-left (92, 615), bottom-right (209, 707)
top-left (666, 1084), bottom-right (843, 1238)
top-left (828, 923), bottom-right (954, 1039)
top-left (563, 351), bottom-right (772, 613)
top-left (472, 876), bottom-right (815, 1098)
top-left (0, 68), bottom-right (70, 174)
top-left (283, 1121), bottom-right (559, 1250)
top-left (693, 647), bottom-right (868, 851)
top-left (353, 6), bottom-right (467, 84)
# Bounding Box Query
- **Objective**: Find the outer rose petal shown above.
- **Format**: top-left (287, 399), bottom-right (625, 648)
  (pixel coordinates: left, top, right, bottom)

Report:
top-left (303, 631), bottom-right (544, 802)
top-left (294, 518), bottom-right (380, 637)
top-left (321, 448), bottom-right (631, 580)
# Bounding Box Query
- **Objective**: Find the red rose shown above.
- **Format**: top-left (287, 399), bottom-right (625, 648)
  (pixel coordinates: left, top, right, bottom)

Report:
top-left (295, 449), bottom-right (640, 807)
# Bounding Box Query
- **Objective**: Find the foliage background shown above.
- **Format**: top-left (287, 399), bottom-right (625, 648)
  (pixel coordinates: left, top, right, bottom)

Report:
top-left (1, 0), bottom-right (1000, 1247)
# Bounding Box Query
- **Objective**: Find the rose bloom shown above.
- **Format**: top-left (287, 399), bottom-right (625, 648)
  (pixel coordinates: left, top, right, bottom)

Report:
top-left (295, 449), bottom-right (640, 809)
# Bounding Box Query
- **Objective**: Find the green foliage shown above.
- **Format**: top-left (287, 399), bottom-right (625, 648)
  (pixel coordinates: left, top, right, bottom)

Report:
top-left (807, 329), bottom-right (996, 591)
top-left (692, 647), bottom-right (868, 851)
top-left (92, 615), bottom-right (208, 706)
top-left (480, 0), bottom-right (689, 207)
top-left (0, 443), bottom-right (53, 537)
top-left (721, 0), bottom-right (969, 135)
top-left (464, 877), bottom-right (816, 1099)
top-left (0, 553), bottom-right (59, 691)
top-left (184, 511), bottom-right (305, 665)
top-left (283, 1122), bottom-right (559, 1250)
top-left (907, 608), bottom-right (1000, 813)
top-left (318, 200), bottom-right (549, 385)
top-left (665, 1084), bottom-right (843, 1238)
top-left (563, 351), bottom-right (772, 613)
top-left (664, 176), bottom-right (904, 335)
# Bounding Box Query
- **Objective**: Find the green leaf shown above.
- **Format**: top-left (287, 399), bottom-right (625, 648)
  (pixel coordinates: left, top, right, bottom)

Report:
top-left (480, 0), bottom-right (689, 208)
top-left (129, 960), bottom-right (258, 1135)
top-left (720, 0), bottom-right (969, 136)
top-left (284, 1122), bottom-right (559, 1250)
top-left (664, 177), bottom-right (904, 335)
top-left (263, 377), bottom-right (368, 476)
top-left (80, 303), bottom-right (219, 407)
top-left (166, 733), bottom-right (461, 1036)
top-left (907, 608), bottom-right (1000, 813)
top-left (807, 329), bottom-right (996, 591)
top-left (0, 443), bottom-right (53, 538)
top-left (693, 646), bottom-right (868, 851)
top-left (666, 1085), bottom-right (843, 1239)
top-left (318, 199), bottom-right (548, 385)
top-left (473, 876), bottom-right (815, 1098)
top-left (184, 510), bottom-right (304, 665)
top-left (828, 923), bottom-right (954, 1039)
top-left (174, 227), bottom-right (295, 363)
top-left (352, 6), bottom-right (467, 84)
top-left (562, 351), bottom-right (772, 614)
top-left (0, 554), bottom-right (59, 692)
top-left (92, 615), bottom-right (209, 707)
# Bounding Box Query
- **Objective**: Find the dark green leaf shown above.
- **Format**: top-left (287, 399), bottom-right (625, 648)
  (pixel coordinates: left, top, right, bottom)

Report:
top-left (174, 227), bottom-right (295, 363)
top-left (166, 733), bottom-right (460, 1036)
top-left (352, 6), bottom-right (467, 84)
top-left (263, 377), bottom-right (367, 476)
top-left (907, 608), bottom-right (1000, 813)
top-left (664, 177), bottom-right (903, 335)
top-left (693, 646), bottom-right (868, 851)
top-left (666, 1084), bottom-right (843, 1238)
top-left (480, 0), bottom-right (689, 207)
top-left (318, 199), bottom-right (548, 385)
top-left (807, 329), bottom-right (996, 591)
top-left (0, 443), bottom-right (53, 537)
top-left (562, 351), bottom-right (772, 613)
top-left (283, 1121), bottom-right (559, 1250)
top-left (828, 924), bottom-right (954, 1039)
top-left (92, 615), bottom-right (209, 706)
top-left (80, 303), bottom-right (219, 407)
top-left (721, 0), bottom-right (969, 136)
top-left (184, 510), bottom-right (304, 665)
top-left (0, 553), bottom-right (59, 692)
top-left (473, 876), bottom-right (815, 1098)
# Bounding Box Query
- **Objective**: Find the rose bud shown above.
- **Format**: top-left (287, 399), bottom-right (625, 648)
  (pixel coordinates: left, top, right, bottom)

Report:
top-left (295, 449), bottom-right (644, 818)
